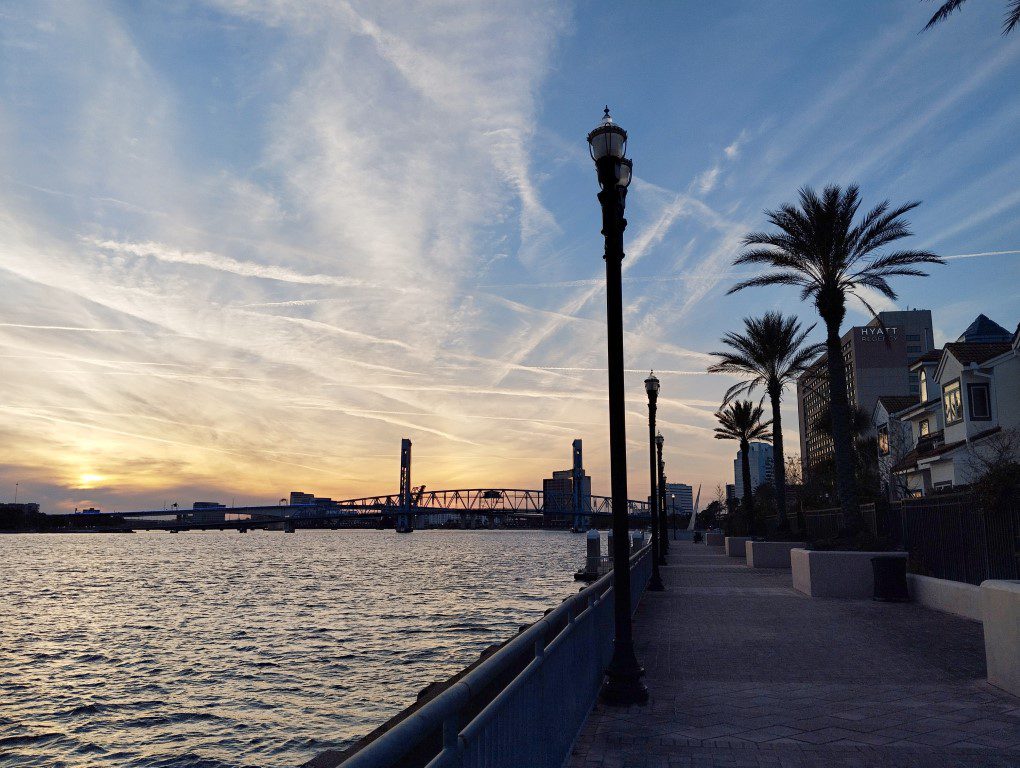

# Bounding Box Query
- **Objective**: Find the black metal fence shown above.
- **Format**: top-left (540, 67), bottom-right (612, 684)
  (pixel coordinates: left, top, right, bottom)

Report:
top-left (799, 493), bottom-right (1020, 585)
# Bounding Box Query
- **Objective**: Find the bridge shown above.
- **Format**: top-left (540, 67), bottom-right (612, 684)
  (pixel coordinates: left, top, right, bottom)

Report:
top-left (76, 438), bottom-right (651, 533)
top-left (114, 488), bottom-right (650, 532)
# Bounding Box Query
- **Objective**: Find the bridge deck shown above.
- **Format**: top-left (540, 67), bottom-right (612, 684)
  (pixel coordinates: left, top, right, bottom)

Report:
top-left (568, 540), bottom-right (1019, 768)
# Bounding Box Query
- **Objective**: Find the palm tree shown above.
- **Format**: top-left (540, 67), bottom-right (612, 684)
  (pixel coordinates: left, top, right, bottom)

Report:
top-left (708, 313), bottom-right (823, 530)
top-left (728, 184), bottom-right (942, 531)
top-left (713, 400), bottom-right (772, 535)
top-left (923, 0), bottom-right (1020, 35)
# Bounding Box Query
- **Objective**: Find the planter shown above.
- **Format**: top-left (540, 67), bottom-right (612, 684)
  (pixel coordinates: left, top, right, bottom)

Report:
top-left (724, 536), bottom-right (752, 558)
top-left (704, 531), bottom-right (724, 546)
top-left (745, 540), bottom-right (806, 569)
top-left (791, 549), bottom-right (908, 598)
top-left (907, 575), bottom-right (982, 621)
top-left (981, 580), bottom-right (1020, 697)
top-left (871, 556), bottom-right (910, 602)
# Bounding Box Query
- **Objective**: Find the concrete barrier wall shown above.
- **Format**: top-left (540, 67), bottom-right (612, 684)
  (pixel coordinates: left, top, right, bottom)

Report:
top-left (981, 580), bottom-right (1020, 698)
top-left (791, 549), bottom-right (907, 598)
top-left (705, 531), bottom-right (724, 546)
top-left (746, 541), bottom-right (806, 569)
top-left (906, 574), bottom-right (983, 622)
top-left (724, 536), bottom-right (751, 558)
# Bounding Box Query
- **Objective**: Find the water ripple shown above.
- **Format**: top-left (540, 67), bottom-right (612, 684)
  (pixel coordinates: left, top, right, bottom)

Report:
top-left (0, 529), bottom-right (584, 767)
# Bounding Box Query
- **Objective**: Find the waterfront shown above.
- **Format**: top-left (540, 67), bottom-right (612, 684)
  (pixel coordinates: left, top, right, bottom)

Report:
top-left (0, 530), bottom-right (586, 768)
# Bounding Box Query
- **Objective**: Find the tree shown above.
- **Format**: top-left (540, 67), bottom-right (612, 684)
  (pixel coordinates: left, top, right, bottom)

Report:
top-left (708, 312), bottom-right (823, 530)
top-left (785, 454), bottom-right (803, 487)
top-left (965, 428), bottom-right (1020, 512)
top-left (713, 400), bottom-right (772, 535)
top-left (729, 184), bottom-right (942, 531)
top-left (699, 500), bottom-right (724, 529)
top-left (923, 0), bottom-right (1020, 35)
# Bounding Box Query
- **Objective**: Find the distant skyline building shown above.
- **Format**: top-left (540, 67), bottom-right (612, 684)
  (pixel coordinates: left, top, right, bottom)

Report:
top-left (542, 439), bottom-right (591, 527)
top-left (662, 482), bottom-right (693, 521)
top-left (734, 442), bottom-right (774, 498)
top-left (796, 309), bottom-right (934, 474)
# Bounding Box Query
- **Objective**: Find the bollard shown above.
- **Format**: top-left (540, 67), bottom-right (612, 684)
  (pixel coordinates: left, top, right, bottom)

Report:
top-left (586, 528), bottom-right (600, 576)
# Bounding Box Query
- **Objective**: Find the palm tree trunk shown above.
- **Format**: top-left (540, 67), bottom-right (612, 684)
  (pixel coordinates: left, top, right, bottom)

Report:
top-left (740, 437), bottom-right (754, 536)
top-left (769, 387), bottom-right (788, 531)
top-left (823, 320), bottom-right (861, 532)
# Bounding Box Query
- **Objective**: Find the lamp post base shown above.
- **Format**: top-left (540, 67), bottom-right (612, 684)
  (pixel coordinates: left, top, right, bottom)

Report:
top-left (648, 571), bottom-right (665, 591)
top-left (600, 644), bottom-right (648, 706)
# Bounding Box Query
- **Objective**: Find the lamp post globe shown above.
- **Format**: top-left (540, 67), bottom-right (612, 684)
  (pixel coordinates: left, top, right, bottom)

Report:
top-left (645, 372), bottom-right (665, 592)
top-left (589, 108), bottom-right (647, 706)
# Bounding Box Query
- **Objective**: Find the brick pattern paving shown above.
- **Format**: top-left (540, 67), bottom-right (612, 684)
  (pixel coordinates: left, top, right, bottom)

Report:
top-left (567, 542), bottom-right (1020, 767)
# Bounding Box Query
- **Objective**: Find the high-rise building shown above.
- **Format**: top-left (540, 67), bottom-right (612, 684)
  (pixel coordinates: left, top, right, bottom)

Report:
top-left (663, 482), bottom-right (693, 521)
top-left (542, 439), bottom-right (592, 526)
top-left (796, 310), bottom-right (934, 474)
top-left (734, 442), bottom-right (774, 498)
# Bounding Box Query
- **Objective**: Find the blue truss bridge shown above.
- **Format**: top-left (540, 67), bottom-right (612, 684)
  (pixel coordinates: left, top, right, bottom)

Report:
top-left (69, 438), bottom-right (649, 533)
top-left (114, 488), bottom-right (650, 533)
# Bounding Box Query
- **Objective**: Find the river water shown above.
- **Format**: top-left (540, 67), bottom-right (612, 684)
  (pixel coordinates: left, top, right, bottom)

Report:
top-left (0, 529), bottom-right (588, 767)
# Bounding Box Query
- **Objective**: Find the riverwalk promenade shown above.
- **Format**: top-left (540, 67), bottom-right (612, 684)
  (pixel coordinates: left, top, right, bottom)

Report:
top-left (568, 541), bottom-right (1019, 768)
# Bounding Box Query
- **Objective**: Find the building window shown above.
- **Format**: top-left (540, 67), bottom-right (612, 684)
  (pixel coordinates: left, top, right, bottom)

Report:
top-left (877, 425), bottom-right (889, 456)
top-left (943, 380), bottom-right (963, 425)
top-left (907, 334), bottom-right (920, 341)
top-left (919, 419), bottom-right (929, 437)
top-left (968, 383), bottom-right (991, 421)
top-left (907, 345), bottom-right (921, 353)
top-left (920, 369), bottom-right (928, 402)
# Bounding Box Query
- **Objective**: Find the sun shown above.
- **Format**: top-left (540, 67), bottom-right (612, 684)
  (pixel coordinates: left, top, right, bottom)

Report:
top-left (77, 473), bottom-right (105, 489)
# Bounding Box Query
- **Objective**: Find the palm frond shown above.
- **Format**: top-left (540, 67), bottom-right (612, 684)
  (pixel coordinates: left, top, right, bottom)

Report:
top-left (1007, 0), bottom-right (1020, 33)
top-left (727, 272), bottom-right (806, 295)
top-left (923, 0), bottom-right (969, 31)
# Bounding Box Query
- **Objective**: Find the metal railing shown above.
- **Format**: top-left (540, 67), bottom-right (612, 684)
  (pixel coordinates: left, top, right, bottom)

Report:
top-left (898, 493), bottom-right (1020, 585)
top-left (339, 545), bottom-right (652, 768)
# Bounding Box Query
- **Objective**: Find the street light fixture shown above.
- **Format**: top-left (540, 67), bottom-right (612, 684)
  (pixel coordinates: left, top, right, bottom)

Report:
top-left (588, 107), bottom-right (647, 706)
top-left (644, 372), bottom-right (665, 592)
top-left (656, 432), bottom-right (667, 562)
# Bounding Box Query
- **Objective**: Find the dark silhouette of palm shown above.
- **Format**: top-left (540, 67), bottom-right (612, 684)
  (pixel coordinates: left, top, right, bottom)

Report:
top-left (713, 400), bottom-right (772, 535)
top-left (728, 184), bottom-right (942, 530)
top-left (923, 0), bottom-right (1020, 35)
top-left (709, 313), bottom-right (822, 529)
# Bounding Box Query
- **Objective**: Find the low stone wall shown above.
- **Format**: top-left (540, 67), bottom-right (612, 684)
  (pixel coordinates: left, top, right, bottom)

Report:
top-left (705, 531), bottom-right (724, 546)
top-left (746, 541), bottom-right (806, 569)
top-left (791, 549), bottom-right (907, 598)
top-left (724, 536), bottom-right (751, 558)
top-left (906, 574), bottom-right (983, 621)
top-left (982, 580), bottom-right (1020, 697)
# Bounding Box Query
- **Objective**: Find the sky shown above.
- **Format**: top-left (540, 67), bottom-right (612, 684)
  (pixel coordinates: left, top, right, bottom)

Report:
top-left (1, 0), bottom-right (1018, 514)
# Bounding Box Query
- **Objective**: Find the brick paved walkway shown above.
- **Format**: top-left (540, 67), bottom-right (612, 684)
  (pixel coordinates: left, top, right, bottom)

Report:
top-left (567, 541), bottom-right (1020, 767)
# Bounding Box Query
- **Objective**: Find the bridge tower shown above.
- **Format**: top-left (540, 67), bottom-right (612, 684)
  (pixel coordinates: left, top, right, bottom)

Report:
top-left (396, 438), bottom-right (414, 533)
top-left (571, 439), bottom-right (590, 531)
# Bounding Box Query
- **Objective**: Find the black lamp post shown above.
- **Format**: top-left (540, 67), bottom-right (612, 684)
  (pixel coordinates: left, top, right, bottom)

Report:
top-left (588, 107), bottom-right (647, 706)
top-left (656, 432), bottom-right (667, 563)
top-left (645, 372), bottom-right (665, 591)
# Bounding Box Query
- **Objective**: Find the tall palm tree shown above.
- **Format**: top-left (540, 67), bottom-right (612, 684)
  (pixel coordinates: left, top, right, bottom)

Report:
top-left (728, 185), bottom-right (942, 530)
top-left (713, 400), bottom-right (772, 535)
top-left (923, 0), bottom-right (1020, 35)
top-left (708, 313), bottom-right (823, 530)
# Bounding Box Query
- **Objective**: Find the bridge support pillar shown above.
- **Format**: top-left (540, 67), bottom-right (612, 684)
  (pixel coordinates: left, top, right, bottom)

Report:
top-left (395, 438), bottom-right (414, 533)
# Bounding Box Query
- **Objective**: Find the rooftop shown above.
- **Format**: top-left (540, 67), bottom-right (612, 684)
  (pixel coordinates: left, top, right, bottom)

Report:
top-left (956, 314), bottom-right (1012, 343)
top-left (944, 342), bottom-right (1013, 366)
top-left (877, 395), bottom-right (919, 414)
